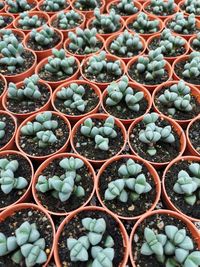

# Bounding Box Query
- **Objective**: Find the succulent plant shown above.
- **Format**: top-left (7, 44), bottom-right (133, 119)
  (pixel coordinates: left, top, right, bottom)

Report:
top-left (30, 25), bottom-right (56, 47)
top-left (106, 75), bottom-right (144, 111)
top-left (173, 163), bottom-right (200, 206)
top-left (113, 0), bottom-right (138, 15)
top-left (56, 10), bottom-right (82, 30)
top-left (158, 80), bottom-right (193, 116)
top-left (129, 12), bottom-right (160, 34)
top-left (139, 113), bottom-right (175, 156)
top-left (0, 121), bottom-right (5, 139)
top-left (168, 13), bottom-right (197, 34)
top-left (73, 0), bottom-right (99, 10)
top-left (41, 0), bottom-right (67, 11)
top-left (0, 29), bottom-right (22, 42)
top-left (92, 8), bottom-right (121, 34)
top-left (192, 33), bottom-right (200, 50)
top-left (0, 16), bottom-right (5, 28)
top-left (109, 30), bottom-right (143, 57)
top-left (182, 0), bottom-right (200, 15)
top-left (18, 12), bottom-right (46, 30)
top-left (6, 0), bottom-right (32, 13)
top-left (0, 158), bottom-right (28, 194)
top-left (182, 52), bottom-right (200, 79)
top-left (147, 0), bottom-right (175, 15)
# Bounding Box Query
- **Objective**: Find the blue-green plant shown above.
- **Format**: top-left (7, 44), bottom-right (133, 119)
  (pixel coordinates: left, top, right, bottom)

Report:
top-left (6, 0), bottom-right (32, 13)
top-left (36, 156), bottom-right (85, 202)
top-left (109, 30), bottom-right (143, 57)
top-left (0, 158), bottom-right (28, 194)
top-left (73, 0), bottom-right (99, 10)
top-left (182, 0), bottom-right (200, 16)
top-left (138, 112), bottom-right (175, 156)
top-left (0, 16), bottom-right (6, 28)
top-left (105, 75), bottom-right (144, 112)
top-left (0, 29), bottom-right (21, 42)
top-left (147, 0), bottom-right (175, 15)
top-left (30, 25), bottom-right (56, 47)
top-left (158, 80), bottom-right (193, 116)
top-left (113, 0), bottom-right (138, 15)
top-left (105, 158), bottom-right (152, 203)
top-left (41, 0), bottom-right (67, 11)
top-left (18, 12), bottom-right (47, 30)
top-left (56, 10), bottom-right (82, 30)
top-left (168, 13), bottom-right (197, 34)
top-left (0, 121), bottom-right (5, 139)
top-left (192, 33), bottom-right (200, 50)
top-left (181, 52), bottom-right (200, 79)
top-left (92, 8), bottom-right (121, 34)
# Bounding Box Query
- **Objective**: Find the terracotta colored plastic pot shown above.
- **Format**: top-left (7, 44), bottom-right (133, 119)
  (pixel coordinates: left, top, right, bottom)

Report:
top-left (13, 11), bottom-right (50, 34)
top-left (2, 80), bottom-right (52, 121)
top-left (70, 113), bottom-right (127, 167)
top-left (23, 28), bottom-right (64, 61)
top-left (128, 114), bottom-right (186, 168)
top-left (49, 10), bottom-right (86, 38)
top-left (51, 79), bottom-right (101, 123)
top-left (54, 206), bottom-right (129, 267)
top-left (35, 55), bottom-right (80, 89)
top-left (96, 154), bottom-right (161, 220)
top-left (143, 0), bottom-right (179, 21)
top-left (152, 80), bottom-right (200, 126)
top-left (2, 49), bottom-right (37, 83)
top-left (71, 0), bottom-right (105, 20)
top-left (172, 55), bottom-right (200, 90)
top-left (189, 34), bottom-right (199, 52)
top-left (86, 16), bottom-right (125, 40)
top-left (5, 0), bottom-right (38, 17)
top-left (178, 0), bottom-right (200, 20)
top-left (162, 156), bottom-right (200, 222)
top-left (80, 53), bottom-right (126, 90)
top-left (126, 13), bottom-right (164, 40)
top-left (102, 82), bottom-right (152, 126)
top-left (0, 74), bottom-right (7, 109)
top-left (147, 32), bottom-right (190, 64)
top-left (0, 150), bottom-right (34, 211)
top-left (106, 0), bottom-right (142, 20)
top-left (0, 203), bottom-right (55, 267)
top-left (37, 0), bottom-right (71, 17)
top-left (32, 153), bottom-right (96, 216)
top-left (16, 111), bottom-right (71, 161)
top-left (127, 56), bottom-right (173, 92)
top-left (105, 31), bottom-right (146, 63)
top-left (0, 13), bottom-right (14, 29)
top-left (186, 115), bottom-right (200, 157)
top-left (130, 209), bottom-right (200, 267)
top-left (0, 110), bottom-right (17, 152)
top-left (164, 16), bottom-right (200, 40)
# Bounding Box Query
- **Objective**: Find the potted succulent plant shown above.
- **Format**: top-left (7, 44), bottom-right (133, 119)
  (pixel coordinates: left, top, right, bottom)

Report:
top-left (35, 48), bottom-right (80, 89)
top-left (105, 30), bottom-right (146, 63)
top-left (173, 52), bottom-right (200, 89)
top-left (101, 75), bottom-right (152, 125)
top-left (51, 80), bottom-right (101, 123)
top-left (147, 29), bottom-right (189, 63)
top-left (0, 13), bottom-right (14, 29)
top-left (130, 209), bottom-right (200, 267)
top-left (164, 12), bottom-right (200, 40)
top-left (0, 203), bottom-right (55, 267)
top-left (16, 111), bottom-right (71, 161)
top-left (32, 153), bottom-right (96, 216)
top-left (23, 25), bottom-right (63, 61)
top-left (2, 75), bottom-right (52, 121)
top-left (128, 112), bottom-right (186, 168)
top-left (70, 113), bottom-right (126, 166)
top-left (163, 155), bottom-right (200, 222)
top-left (0, 28), bottom-right (25, 42)
top-left (87, 8), bottom-right (125, 39)
top-left (127, 48), bottom-right (172, 91)
top-left (5, 0), bottom-right (37, 17)
top-left (0, 74), bottom-right (7, 108)
top-left (49, 10), bottom-right (86, 38)
top-left (0, 111), bottom-right (17, 152)
top-left (54, 206), bottom-right (129, 267)
top-left (81, 51), bottom-right (125, 90)
top-left (179, 0), bottom-right (200, 19)
top-left (37, 0), bottom-right (70, 17)
top-left (0, 150), bottom-right (34, 211)
top-left (186, 115), bottom-right (200, 156)
top-left (152, 80), bottom-right (200, 126)
top-left (126, 12), bottom-right (164, 40)
top-left (64, 27), bottom-right (105, 61)
top-left (189, 33), bottom-right (200, 52)
top-left (96, 154), bottom-right (161, 220)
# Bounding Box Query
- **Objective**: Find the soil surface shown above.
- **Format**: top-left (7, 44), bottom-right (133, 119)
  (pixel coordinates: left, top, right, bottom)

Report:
top-left (0, 113), bottom-right (15, 149)
top-left (190, 41), bottom-right (200, 52)
top-left (175, 60), bottom-right (200, 85)
top-left (189, 119), bottom-right (200, 154)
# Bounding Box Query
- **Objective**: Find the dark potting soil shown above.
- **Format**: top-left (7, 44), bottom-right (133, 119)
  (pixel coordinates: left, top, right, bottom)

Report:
top-left (40, 1), bottom-right (69, 11)
top-left (128, 63), bottom-right (169, 86)
top-left (58, 210), bottom-right (124, 266)
top-left (0, 208), bottom-right (53, 266)
top-left (167, 21), bottom-right (200, 34)
top-left (189, 119), bottom-right (200, 154)
top-left (35, 158), bottom-right (94, 213)
top-left (165, 159), bottom-right (200, 219)
top-left (67, 40), bottom-right (103, 55)
top-left (145, 5), bottom-right (175, 16)
top-left (129, 118), bottom-right (181, 163)
top-left (191, 42), bottom-right (200, 52)
top-left (108, 42), bottom-right (143, 58)
top-left (0, 154), bottom-right (32, 209)
top-left (0, 16), bottom-right (13, 29)
top-left (26, 31), bottom-right (61, 51)
top-left (89, 21), bottom-right (121, 34)
top-left (73, 0), bottom-right (102, 11)
top-left (8, 3), bottom-right (36, 13)
top-left (54, 84), bottom-right (99, 116)
top-left (0, 78), bottom-right (5, 96)
top-left (128, 22), bottom-right (159, 34)
top-left (154, 86), bottom-right (200, 121)
top-left (103, 89), bottom-right (148, 120)
top-left (51, 17), bottom-right (84, 30)
top-left (6, 84), bottom-right (50, 114)
top-left (175, 60), bottom-right (200, 85)
top-left (132, 213), bottom-right (198, 267)
top-left (148, 37), bottom-right (186, 57)
top-left (0, 113), bottom-right (15, 149)
top-left (98, 158), bottom-right (156, 218)
top-left (73, 119), bottom-right (124, 161)
top-left (0, 50), bottom-right (35, 76)
top-left (19, 115), bottom-right (69, 157)
top-left (109, 4), bottom-right (138, 16)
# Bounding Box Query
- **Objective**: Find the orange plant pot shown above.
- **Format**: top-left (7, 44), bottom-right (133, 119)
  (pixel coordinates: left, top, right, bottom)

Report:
top-left (186, 115), bottom-right (200, 157)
